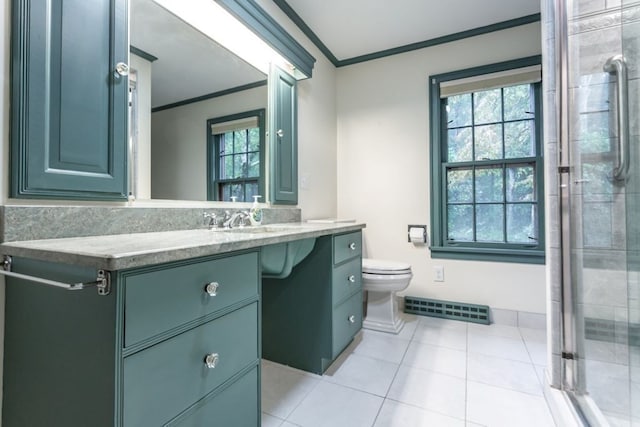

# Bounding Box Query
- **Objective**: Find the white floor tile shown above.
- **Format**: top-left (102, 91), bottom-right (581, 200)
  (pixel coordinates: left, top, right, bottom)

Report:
top-left (374, 399), bottom-right (465, 427)
top-left (524, 339), bottom-right (547, 366)
top-left (395, 313), bottom-right (421, 340)
top-left (353, 329), bottom-right (411, 364)
top-left (519, 327), bottom-right (547, 343)
top-left (261, 361), bottom-right (322, 419)
top-left (402, 341), bottom-right (467, 378)
top-left (535, 365), bottom-right (547, 386)
top-left (287, 381), bottom-right (384, 427)
top-left (467, 323), bottom-right (522, 340)
top-left (419, 316), bottom-right (469, 332)
top-left (413, 323), bottom-right (468, 351)
top-left (262, 413), bottom-right (284, 427)
top-left (467, 352), bottom-right (542, 396)
top-left (467, 332), bottom-right (530, 362)
top-left (281, 423), bottom-right (303, 427)
top-left (387, 365), bottom-right (466, 419)
top-left (466, 381), bottom-right (555, 427)
top-left (323, 353), bottom-right (399, 397)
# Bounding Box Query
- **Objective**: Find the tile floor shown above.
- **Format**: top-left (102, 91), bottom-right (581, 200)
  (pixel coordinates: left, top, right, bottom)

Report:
top-left (261, 313), bottom-right (555, 427)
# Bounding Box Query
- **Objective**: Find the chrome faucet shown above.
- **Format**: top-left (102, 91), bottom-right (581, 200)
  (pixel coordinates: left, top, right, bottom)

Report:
top-left (203, 212), bottom-right (219, 230)
top-left (223, 210), bottom-right (250, 228)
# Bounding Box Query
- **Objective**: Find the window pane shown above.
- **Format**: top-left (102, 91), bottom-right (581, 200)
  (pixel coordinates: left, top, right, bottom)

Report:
top-left (447, 168), bottom-right (473, 203)
top-left (220, 183), bottom-right (231, 201)
top-left (504, 85), bottom-right (534, 121)
top-left (475, 124), bottom-right (503, 160)
top-left (506, 165), bottom-right (535, 202)
top-left (447, 204), bottom-right (473, 241)
top-left (234, 130), bottom-right (247, 153)
top-left (220, 155), bottom-right (233, 180)
top-left (447, 127), bottom-right (473, 162)
top-left (447, 94), bottom-right (472, 127)
top-left (248, 152), bottom-right (260, 178)
top-left (507, 203), bottom-right (537, 243)
top-left (248, 127), bottom-right (260, 151)
top-left (224, 133), bottom-right (234, 154)
top-left (231, 183), bottom-right (244, 201)
top-left (474, 89), bottom-right (502, 124)
top-left (504, 120), bottom-right (535, 158)
top-left (234, 154), bottom-right (248, 178)
top-left (246, 181), bottom-right (259, 200)
top-left (476, 204), bottom-right (504, 242)
top-left (475, 167), bottom-right (503, 203)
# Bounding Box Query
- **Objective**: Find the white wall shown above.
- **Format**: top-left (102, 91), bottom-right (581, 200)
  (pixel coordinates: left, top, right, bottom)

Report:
top-left (130, 53), bottom-right (152, 200)
top-left (150, 86), bottom-right (267, 201)
top-left (336, 23), bottom-right (547, 314)
top-left (255, 0), bottom-right (338, 220)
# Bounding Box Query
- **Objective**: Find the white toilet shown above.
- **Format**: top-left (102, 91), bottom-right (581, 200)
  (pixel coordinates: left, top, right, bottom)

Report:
top-left (362, 258), bottom-right (413, 334)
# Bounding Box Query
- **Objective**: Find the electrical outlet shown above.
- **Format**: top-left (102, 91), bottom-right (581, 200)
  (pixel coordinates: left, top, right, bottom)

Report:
top-left (434, 265), bottom-right (444, 282)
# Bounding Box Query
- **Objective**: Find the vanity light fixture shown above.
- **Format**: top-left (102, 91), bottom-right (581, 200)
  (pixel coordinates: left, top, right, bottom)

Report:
top-left (153, 0), bottom-right (296, 77)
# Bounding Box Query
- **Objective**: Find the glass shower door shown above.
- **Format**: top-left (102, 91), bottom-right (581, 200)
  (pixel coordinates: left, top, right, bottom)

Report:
top-left (623, 0), bottom-right (639, 423)
top-left (566, 0), bottom-right (640, 425)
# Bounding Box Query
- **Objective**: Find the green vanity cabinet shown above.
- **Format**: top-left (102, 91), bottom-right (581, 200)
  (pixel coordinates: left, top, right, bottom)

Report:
top-left (10, 0), bottom-right (129, 200)
top-left (262, 231), bottom-right (363, 374)
top-left (2, 250), bottom-right (261, 426)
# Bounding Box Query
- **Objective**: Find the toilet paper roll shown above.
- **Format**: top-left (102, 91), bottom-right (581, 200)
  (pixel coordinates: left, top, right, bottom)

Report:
top-left (409, 227), bottom-right (426, 244)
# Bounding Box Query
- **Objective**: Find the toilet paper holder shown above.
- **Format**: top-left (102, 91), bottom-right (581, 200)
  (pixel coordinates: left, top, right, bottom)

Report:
top-left (407, 225), bottom-right (427, 243)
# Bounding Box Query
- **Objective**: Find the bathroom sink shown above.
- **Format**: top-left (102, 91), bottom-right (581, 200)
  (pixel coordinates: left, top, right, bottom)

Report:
top-left (221, 225), bottom-right (301, 234)
top-left (261, 238), bottom-right (316, 279)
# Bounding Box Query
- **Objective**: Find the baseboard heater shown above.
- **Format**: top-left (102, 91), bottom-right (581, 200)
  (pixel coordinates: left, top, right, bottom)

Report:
top-left (404, 296), bottom-right (490, 325)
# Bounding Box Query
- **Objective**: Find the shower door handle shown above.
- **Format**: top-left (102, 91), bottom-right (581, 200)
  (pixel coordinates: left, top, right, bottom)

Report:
top-left (603, 55), bottom-right (630, 181)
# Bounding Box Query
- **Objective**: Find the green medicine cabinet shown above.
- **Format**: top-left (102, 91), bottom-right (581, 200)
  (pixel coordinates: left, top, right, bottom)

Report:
top-left (10, 0), bottom-right (315, 202)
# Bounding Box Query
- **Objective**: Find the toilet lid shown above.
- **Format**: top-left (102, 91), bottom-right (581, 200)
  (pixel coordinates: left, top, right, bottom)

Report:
top-left (362, 258), bottom-right (412, 275)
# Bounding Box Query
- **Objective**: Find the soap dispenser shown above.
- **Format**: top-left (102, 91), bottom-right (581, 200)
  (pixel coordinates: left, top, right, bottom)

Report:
top-left (250, 195), bottom-right (263, 226)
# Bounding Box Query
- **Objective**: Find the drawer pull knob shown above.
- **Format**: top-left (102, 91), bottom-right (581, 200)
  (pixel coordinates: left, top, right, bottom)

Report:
top-left (348, 275), bottom-right (356, 283)
top-left (348, 315), bottom-right (356, 323)
top-left (205, 282), bottom-right (219, 297)
top-left (348, 242), bottom-right (357, 250)
top-left (204, 353), bottom-right (220, 369)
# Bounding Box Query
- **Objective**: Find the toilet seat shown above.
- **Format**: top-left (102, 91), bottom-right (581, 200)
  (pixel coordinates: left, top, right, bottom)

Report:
top-left (362, 258), bottom-right (411, 275)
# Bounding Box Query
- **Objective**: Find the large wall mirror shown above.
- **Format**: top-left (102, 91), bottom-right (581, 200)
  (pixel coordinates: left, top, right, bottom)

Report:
top-left (130, 0), bottom-right (269, 202)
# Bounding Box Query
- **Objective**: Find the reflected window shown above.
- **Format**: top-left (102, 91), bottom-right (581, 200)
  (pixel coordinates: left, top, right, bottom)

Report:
top-left (207, 109), bottom-right (265, 202)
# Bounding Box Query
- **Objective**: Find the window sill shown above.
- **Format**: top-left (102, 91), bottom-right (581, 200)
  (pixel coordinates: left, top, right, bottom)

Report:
top-left (430, 246), bottom-right (545, 264)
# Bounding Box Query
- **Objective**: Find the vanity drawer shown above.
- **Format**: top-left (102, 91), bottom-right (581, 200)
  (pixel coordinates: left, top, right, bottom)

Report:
top-left (333, 231), bottom-right (362, 265)
top-left (123, 302), bottom-right (258, 427)
top-left (169, 366), bottom-right (259, 427)
top-left (332, 257), bottom-right (362, 306)
top-left (124, 251), bottom-right (259, 347)
top-left (332, 291), bottom-right (363, 358)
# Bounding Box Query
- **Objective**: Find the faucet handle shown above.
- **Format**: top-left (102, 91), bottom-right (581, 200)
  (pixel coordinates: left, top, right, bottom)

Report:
top-left (203, 212), bottom-right (218, 229)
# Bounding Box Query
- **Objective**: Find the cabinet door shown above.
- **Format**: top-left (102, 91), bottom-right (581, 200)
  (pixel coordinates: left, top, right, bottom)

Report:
top-left (269, 64), bottom-right (298, 204)
top-left (11, 0), bottom-right (128, 200)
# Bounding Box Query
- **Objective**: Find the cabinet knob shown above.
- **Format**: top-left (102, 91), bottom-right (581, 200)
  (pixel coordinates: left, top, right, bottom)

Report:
top-left (204, 282), bottom-right (219, 297)
top-left (276, 129), bottom-right (284, 138)
top-left (348, 242), bottom-right (356, 251)
top-left (114, 62), bottom-right (129, 77)
top-left (348, 315), bottom-right (356, 323)
top-left (348, 275), bottom-right (356, 283)
top-left (204, 353), bottom-right (219, 369)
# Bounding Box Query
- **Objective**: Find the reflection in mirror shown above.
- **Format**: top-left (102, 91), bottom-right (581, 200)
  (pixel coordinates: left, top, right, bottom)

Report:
top-left (207, 109), bottom-right (266, 202)
top-left (129, 0), bottom-right (268, 201)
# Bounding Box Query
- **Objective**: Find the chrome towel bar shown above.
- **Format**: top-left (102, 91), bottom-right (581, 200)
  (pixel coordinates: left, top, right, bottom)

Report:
top-left (1, 255), bottom-right (111, 295)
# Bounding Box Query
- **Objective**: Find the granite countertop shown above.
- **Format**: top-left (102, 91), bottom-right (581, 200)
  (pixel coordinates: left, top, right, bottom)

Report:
top-left (0, 222), bottom-right (366, 270)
